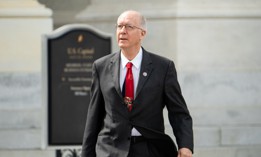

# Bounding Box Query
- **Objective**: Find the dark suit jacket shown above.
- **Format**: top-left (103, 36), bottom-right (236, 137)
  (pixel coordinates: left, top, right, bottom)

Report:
top-left (81, 48), bottom-right (193, 157)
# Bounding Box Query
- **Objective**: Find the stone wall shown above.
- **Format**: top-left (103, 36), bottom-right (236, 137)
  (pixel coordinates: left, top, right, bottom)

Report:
top-left (175, 1), bottom-right (261, 156)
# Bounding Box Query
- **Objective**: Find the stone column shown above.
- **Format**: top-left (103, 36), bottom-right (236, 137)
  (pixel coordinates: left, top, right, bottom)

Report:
top-left (0, 0), bottom-right (52, 72)
top-left (0, 0), bottom-right (53, 150)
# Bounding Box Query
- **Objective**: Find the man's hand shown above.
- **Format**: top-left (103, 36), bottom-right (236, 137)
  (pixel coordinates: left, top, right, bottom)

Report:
top-left (177, 148), bottom-right (192, 157)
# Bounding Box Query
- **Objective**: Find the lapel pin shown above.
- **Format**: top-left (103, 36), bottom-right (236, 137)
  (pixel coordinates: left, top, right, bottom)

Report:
top-left (143, 72), bottom-right (148, 77)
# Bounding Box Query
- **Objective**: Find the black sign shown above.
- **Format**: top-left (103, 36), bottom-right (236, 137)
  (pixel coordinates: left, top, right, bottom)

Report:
top-left (43, 24), bottom-right (111, 146)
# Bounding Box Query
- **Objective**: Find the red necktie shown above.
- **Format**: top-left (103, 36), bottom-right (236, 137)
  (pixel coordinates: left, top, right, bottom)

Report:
top-left (125, 62), bottom-right (134, 111)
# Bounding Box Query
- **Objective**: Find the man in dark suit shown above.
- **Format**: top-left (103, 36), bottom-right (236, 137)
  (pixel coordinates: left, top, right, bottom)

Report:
top-left (81, 10), bottom-right (193, 157)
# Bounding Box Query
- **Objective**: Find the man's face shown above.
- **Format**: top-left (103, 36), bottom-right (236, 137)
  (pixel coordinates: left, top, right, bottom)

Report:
top-left (116, 12), bottom-right (146, 50)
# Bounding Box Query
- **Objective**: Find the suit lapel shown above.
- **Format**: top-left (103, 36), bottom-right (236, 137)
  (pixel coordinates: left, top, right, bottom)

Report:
top-left (110, 52), bottom-right (122, 98)
top-left (135, 50), bottom-right (153, 98)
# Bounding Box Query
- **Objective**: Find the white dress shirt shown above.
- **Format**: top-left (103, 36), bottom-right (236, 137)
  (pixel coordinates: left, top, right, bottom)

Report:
top-left (120, 47), bottom-right (142, 136)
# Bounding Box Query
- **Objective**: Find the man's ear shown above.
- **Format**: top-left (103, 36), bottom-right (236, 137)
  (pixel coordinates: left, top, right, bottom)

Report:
top-left (140, 30), bottom-right (146, 40)
top-left (141, 30), bottom-right (146, 37)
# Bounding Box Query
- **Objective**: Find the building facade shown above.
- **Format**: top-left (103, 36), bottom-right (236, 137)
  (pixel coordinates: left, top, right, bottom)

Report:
top-left (1, 0), bottom-right (261, 156)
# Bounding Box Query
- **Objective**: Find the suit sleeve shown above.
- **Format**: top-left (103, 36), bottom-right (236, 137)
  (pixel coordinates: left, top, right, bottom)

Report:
top-left (81, 62), bottom-right (105, 157)
top-left (164, 61), bottom-right (194, 153)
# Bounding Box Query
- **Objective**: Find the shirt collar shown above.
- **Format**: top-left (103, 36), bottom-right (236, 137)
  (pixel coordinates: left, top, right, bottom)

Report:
top-left (121, 47), bottom-right (143, 70)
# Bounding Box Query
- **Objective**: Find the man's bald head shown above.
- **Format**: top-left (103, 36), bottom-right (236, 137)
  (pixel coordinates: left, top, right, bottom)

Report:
top-left (117, 10), bottom-right (147, 31)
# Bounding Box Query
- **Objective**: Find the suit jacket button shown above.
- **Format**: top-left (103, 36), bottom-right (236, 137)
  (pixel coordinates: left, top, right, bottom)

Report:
top-left (127, 137), bottom-right (131, 141)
